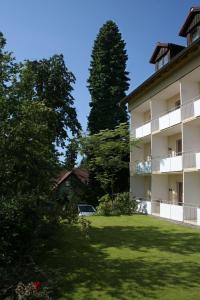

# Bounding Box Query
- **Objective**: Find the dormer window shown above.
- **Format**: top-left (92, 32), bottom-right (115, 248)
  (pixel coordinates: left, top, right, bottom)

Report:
top-left (179, 7), bottom-right (200, 45)
top-left (156, 53), bottom-right (169, 70)
top-left (150, 43), bottom-right (185, 72)
top-left (191, 24), bottom-right (200, 42)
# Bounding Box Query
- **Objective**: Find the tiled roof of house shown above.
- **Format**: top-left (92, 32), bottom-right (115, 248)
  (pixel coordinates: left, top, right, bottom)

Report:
top-left (55, 168), bottom-right (89, 187)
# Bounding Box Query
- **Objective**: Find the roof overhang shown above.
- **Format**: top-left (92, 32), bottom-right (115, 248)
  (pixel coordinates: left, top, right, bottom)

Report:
top-left (179, 6), bottom-right (200, 37)
top-left (121, 37), bottom-right (200, 106)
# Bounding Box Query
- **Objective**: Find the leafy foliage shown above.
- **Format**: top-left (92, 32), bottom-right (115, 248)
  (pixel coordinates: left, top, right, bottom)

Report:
top-left (80, 123), bottom-right (134, 196)
top-left (96, 192), bottom-right (138, 216)
top-left (0, 31), bottom-right (81, 295)
top-left (87, 20), bottom-right (129, 134)
top-left (18, 55), bottom-right (81, 146)
top-left (64, 138), bottom-right (79, 169)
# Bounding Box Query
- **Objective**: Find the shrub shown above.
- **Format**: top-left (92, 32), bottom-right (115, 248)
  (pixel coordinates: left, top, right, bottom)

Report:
top-left (96, 194), bottom-right (113, 216)
top-left (114, 192), bottom-right (138, 215)
top-left (78, 217), bottom-right (91, 239)
top-left (96, 192), bottom-right (138, 216)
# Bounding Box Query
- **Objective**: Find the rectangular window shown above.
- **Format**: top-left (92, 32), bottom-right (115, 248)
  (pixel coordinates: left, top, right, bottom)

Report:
top-left (156, 52), bottom-right (169, 70)
top-left (191, 25), bottom-right (200, 43)
top-left (176, 139), bottom-right (182, 156)
top-left (177, 182), bottom-right (183, 205)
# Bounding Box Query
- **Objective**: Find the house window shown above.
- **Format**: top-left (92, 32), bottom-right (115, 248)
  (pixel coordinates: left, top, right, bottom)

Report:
top-left (177, 182), bottom-right (183, 205)
top-left (190, 25), bottom-right (200, 43)
top-left (176, 139), bottom-right (182, 156)
top-left (156, 53), bottom-right (169, 70)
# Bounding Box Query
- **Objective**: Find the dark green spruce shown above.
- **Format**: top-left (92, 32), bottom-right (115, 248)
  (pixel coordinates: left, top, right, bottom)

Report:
top-left (87, 20), bottom-right (129, 134)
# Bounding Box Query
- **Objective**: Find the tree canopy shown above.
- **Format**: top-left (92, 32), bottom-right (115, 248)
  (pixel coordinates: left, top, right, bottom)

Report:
top-left (79, 123), bottom-right (134, 196)
top-left (87, 20), bottom-right (130, 134)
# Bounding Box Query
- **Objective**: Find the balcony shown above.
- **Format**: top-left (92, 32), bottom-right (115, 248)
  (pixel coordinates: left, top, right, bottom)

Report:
top-left (152, 107), bottom-right (181, 132)
top-left (183, 152), bottom-right (200, 169)
top-left (135, 159), bottom-right (152, 174)
top-left (152, 155), bottom-right (182, 173)
top-left (160, 201), bottom-right (183, 222)
top-left (135, 121), bottom-right (151, 138)
top-left (159, 108), bottom-right (181, 130)
top-left (181, 96), bottom-right (200, 120)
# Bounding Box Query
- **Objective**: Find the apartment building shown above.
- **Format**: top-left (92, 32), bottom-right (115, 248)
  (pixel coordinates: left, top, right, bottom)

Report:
top-left (123, 7), bottom-right (200, 225)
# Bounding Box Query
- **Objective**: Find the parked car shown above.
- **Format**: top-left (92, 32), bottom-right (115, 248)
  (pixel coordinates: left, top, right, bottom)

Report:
top-left (78, 204), bottom-right (96, 216)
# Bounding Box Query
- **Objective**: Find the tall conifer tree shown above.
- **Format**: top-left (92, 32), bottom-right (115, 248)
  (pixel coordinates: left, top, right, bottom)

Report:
top-left (87, 20), bottom-right (129, 134)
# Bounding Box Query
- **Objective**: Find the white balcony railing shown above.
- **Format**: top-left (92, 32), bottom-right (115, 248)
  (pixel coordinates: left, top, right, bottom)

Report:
top-left (160, 202), bottom-right (183, 221)
top-left (183, 152), bottom-right (200, 169)
top-left (152, 155), bottom-right (182, 173)
top-left (132, 95), bottom-right (200, 137)
top-left (135, 121), bottom-right (151, 138)
top-left (151, 107), bottom-right (181, 132)
top-left (159, 108), bottom-right (181, 130)
top-left (181, 96), bottom-right (200, 120)
top-left (160, 155), bottom-right (182, 172)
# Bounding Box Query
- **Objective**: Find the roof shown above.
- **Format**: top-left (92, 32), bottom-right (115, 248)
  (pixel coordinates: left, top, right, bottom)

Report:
top-left (55, 168), bottom-right (89, 188)
top-left (121, 37), bottom-right (200, 105)
top-left (149, 43), bottom-right (185, 64)
top-left (179, 6), bottom-right (200, 37)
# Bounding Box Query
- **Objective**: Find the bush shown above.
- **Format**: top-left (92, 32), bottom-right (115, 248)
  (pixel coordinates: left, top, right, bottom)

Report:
top-left (114, 192), bottom-right (138, 215)
top-left (96, 194), bottom-right (113, 216)
top-left (96, 192), bottom-right (138, 216)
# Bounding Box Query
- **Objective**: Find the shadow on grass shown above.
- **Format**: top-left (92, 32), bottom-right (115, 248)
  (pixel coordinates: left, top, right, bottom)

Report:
top-left (40, 219), bottom-right (200, 299)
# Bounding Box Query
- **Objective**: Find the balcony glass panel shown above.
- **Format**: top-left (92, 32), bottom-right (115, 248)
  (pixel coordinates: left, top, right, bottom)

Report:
top-left (160, 203), bottom-right (183, 221)
top-left (160, 156), bottom-right (182, 172)
top-left (135, 160), bottom-right (151, 174)
top-left (135, 122), bottom-right (151, 138)
top-left (194, 99), bottom-right (200, 117)
top-left (159, 108), bottom-right (181, 130)
top-left (183, 152), bottom-right (200, 169)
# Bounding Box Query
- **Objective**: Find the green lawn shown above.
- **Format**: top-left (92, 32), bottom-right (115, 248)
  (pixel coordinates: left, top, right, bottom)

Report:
top-left (40, 215), bottom-right (200, 299)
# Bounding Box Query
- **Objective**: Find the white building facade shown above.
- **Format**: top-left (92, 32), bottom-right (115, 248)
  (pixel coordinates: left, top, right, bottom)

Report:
top-left (126, 7), bottom-right (200, 225)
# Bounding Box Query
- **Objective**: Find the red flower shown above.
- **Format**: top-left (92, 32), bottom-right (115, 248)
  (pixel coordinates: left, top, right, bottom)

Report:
top-left (32, 281), bottom-right (41, 291)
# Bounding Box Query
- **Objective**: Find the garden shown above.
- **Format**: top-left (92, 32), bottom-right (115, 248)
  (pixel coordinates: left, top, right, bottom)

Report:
top-left (39, 215), bottom-right (200, 300)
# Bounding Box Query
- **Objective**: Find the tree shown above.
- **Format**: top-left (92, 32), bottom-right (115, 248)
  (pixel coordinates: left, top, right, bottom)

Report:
top-left (79, 123), bottom-right (135, 196)
top-left (18, 55), bottom-right (81, 147)
top-left (64, 138), bottom-right (78, 170)
top-left (0, 32), bottom-right (81, 287)
top-left (87, 20), bottom-right (129, 134)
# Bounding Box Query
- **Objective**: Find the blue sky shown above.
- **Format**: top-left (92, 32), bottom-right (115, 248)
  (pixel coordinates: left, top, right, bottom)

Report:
top-left (0, 0), bottom-right (200, 131)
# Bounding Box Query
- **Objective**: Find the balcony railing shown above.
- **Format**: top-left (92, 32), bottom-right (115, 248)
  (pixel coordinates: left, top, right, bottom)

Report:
top-left (135, 159), bottom-right (152, 174)
top-left (152, 154), bottom-right (182, 173)
top-left (183, 151), bottom-right (200, 169)
top-left (159, 201), bottom-right (183, 222)
top-left (152, 106), bottom-right (181, 132)
top-left (135, 121), bottom-right (151, 138)
top-left (181, 96), bottom-right (200, 120)
top-left (131, 95), bottom-right (200, 138)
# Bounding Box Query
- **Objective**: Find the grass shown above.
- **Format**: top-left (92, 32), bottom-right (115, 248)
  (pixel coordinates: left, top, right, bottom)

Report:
top-left (40, 215), bottom-right (200, 299)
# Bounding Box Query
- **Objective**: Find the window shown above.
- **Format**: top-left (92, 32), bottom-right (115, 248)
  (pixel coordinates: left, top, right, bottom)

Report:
top-left (177, 182), bottom-right (183, 205)
top-left (176, 139), bottom-right (182, 156)
top-left (191, 25), bottom-right (200, 43)
top-left (156, 53), bottom-right (169, 70)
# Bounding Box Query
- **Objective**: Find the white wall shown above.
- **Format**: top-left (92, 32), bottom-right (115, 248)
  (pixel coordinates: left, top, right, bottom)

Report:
top-left (180, 79), bottom-right (200, 104)
top-left (183, 123), bottom-right (200, 153)
top-left (151, 174), bottom-right (168, 201)
top-left (184, 172), bottom-right (200, 221)
top-left (184, 172), bottom-right (200, 206)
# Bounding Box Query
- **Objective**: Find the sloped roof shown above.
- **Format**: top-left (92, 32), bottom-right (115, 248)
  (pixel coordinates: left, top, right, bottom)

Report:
top-left (55, 168), bottom-right (89, 187)
top-left (179, 6), bottom-right (200, 37)
top-left (149, 43), bottom-right (185, 64)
